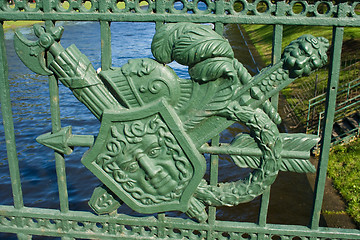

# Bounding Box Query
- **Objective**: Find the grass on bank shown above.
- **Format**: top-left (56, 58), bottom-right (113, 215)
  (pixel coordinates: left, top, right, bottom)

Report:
top-left (3, 20), bottom-right (43, 30)
top-left (242, 24), bottom-right (360, 65)
top-left (328, 139), bottom-right (360, 226)
top-left (242, 24), bottom-right (360, 125)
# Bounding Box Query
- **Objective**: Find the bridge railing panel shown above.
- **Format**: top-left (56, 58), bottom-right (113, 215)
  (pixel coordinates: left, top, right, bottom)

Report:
top-left (0, 1), bottom-right (360, 239)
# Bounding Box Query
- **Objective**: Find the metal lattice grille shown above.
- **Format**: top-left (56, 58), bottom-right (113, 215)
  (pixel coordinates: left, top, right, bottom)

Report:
top-left (0, 0), bottom-right (359, 239)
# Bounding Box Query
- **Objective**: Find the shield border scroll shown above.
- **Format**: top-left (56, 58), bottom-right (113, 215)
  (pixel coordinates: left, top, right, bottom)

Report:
top-left (82, 99), bottom-right (206, 214)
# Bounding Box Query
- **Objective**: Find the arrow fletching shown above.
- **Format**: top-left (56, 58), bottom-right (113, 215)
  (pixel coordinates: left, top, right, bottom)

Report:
top-left (230, 133), bottom-right (318, 173)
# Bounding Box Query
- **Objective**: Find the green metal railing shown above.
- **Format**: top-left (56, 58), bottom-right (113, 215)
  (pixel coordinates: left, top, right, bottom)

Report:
top-left (307, 78), bottom-right (360, 129)
top-left (307, 77), bottom-right (360, 141)
top-left (318, 101), bottom-right (360, 145)
top-left (0, 0), bottom-right (360, 239)
top-left (314, 89), bottom-right (360, 145)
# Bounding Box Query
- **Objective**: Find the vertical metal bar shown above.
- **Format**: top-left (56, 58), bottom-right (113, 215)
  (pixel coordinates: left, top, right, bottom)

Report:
top-left (311, 26), bottom-right (344, 230)
top-left (307, 101), bottom-right (311, 132)
top-left (317, 112), bottom-right (323, 137)
top-left (214, 22), bottom-right (224, 35)
top-left (272, 24), bottom-right (283, 65)
top-left (0, 20), bottom-right (30, 240)
top-left (257, 24), bottom-right (283, 231)
top-left (208, 3), bottom-right (223, 237)
top-left (258, 188), bottom-right (270, 227)
top-left (0, 22), bottom-right (24, 209)
top-left (157, 213), bottom-right (166, 238)
top-left (48, 73), bottom-right (69, 213)
top-left (208, 135), bottom-right (220, 226)
top-left (155, 22), bottom-right (164, 31)
top-left (269, 24), bottom-right (283, 110)
top-left (207, 136), bottom-right (220, 240)
top-left (155, 0), bottom-right (165, 30)
top-left (214, 0), bottom-right (224, 35)
top-left (43, 0), bottom-right (70, 214)
top-left (100, 21), bottom-right (112, 71)
top-left (99, 0), bottom-right (112, 71)
top-left (269, 0), bottom-right (285, 114)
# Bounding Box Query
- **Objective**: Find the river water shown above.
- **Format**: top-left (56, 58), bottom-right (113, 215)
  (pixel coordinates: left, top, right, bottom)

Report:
top-left (0, 21), bottom-right (319, 239)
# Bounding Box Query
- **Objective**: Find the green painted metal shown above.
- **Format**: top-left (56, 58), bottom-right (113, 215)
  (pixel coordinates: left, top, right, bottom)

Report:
top-left (311, 26), bottom-right (344, 230)
top-left (14, 22), bottom-right (326, 221)
top-left (0, 0), bottom-right (358, 27)
top-left (307, 77), bottom-right (360, 137)
top-left (316, 94), bottom-right (360, 146)
top-left (36, 126), bottom-right (94, 155)
top-left (0, 22), bottom-right (23, 210)
top-left (0, 0), bottom-right (360, 239)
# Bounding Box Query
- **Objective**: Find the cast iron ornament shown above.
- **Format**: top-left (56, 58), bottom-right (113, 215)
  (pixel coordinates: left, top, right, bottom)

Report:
top-left (14, 23), bottom-right (329, 222)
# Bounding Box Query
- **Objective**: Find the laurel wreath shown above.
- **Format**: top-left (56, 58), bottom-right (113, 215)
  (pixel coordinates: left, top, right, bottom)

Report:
top-left (152, 23), bottom-right (321, 215)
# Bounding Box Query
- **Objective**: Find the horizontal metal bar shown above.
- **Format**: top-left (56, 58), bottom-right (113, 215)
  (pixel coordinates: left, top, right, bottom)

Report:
top-left (309, 77), bottom-right (360, 106)
top-left (318, 97), bottom-right (360, 120)
top-left (199, 144), bottom-right (310, 159)
top-left (335, 127), bottom-right (359, 140)
top-left (0, 206), bottom-right (359, 239)
top-left (1, 13), bottom-right (360, 27)
top-left (337, 95), bottom-right (360, 109)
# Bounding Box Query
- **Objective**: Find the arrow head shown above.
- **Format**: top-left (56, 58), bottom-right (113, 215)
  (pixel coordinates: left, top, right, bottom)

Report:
top-left (36, 126), bottom-right (73, 155)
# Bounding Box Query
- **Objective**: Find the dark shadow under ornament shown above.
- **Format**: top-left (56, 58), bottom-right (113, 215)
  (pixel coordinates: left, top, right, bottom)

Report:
top-left (14, 22), bottom-right (329, 222)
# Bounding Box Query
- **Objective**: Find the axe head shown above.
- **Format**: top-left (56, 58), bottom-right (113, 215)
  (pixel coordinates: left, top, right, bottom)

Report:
top-left (14, 29), bottom-right (52, 76)
top-left (14, 24), bottom-right (64, 76)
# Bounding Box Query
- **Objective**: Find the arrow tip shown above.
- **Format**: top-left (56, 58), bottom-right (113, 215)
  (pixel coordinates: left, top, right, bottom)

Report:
top-left (36, 126), bottom-right (73, 155)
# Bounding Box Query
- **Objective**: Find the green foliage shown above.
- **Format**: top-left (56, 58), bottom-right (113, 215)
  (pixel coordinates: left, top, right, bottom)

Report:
top-left (328, 139), bottom-right (360, 226)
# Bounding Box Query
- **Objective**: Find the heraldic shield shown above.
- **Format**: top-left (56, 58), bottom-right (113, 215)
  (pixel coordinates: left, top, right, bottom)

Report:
top-left (81, 100), bottom-right (206, 214)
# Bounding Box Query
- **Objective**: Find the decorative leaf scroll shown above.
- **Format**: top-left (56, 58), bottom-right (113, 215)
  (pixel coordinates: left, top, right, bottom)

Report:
top-left (151, 23), bottom-right (192, 64)
top-left (189, 57), bottom-right (236, 82)
top-left (230, 133), bottom-right (318, 173)
top-left (151, 23), bottom-right (234, 67)
top-left (172, 26), bottom-right (234, 66)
